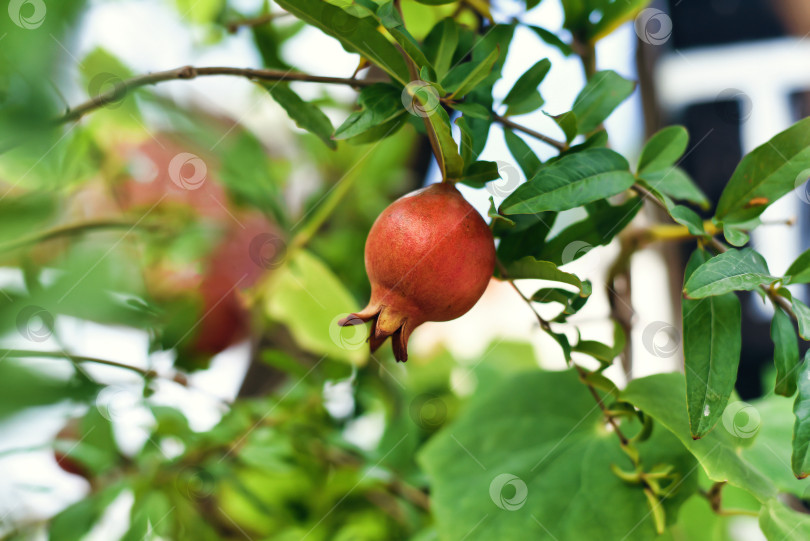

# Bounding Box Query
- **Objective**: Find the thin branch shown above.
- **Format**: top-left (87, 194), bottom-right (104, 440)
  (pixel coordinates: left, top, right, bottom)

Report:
top-left (497, 259), bottom-right (630, 445)
top-left (0, 66), bottom-right (375, 154)
top-left (1, 349), bottom-right (157, 378)
top-left (61, 66), bottom-right (375, 125)
top-left (491, 114), bottom-right (568, 151)
top-left (0, 219), bottom-right (143, 254)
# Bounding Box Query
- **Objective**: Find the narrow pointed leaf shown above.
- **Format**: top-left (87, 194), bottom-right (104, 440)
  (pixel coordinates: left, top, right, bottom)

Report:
top-left (792, 298), bottom-right (810, 340)
top-left (423, 18), bottom-right (459, 79)
top-left (500, 148), bottom-right (634, 214)
top-left (683, 248), bottom-right (777, 299)
top-left (786, 248), bottom-right (810, 285)
top-left (791, 353), bottom-right (810, 478)
top-left (538, 197), bottom-right (642, 265)
top-left (265, 84), bottom-right (336, 149)
top-left (502, 59), bottom-right (550, 116)
top-left (639, 167), bottom-right (710, 209)
top-left (445, 48), bottom-right (499, 98)
top-left (670, 205), bottom-right (705, 236)
top-left (716, 117), bottom-right (810, 223)
top-left (683, 249), bottom-right (742, 439)
top-left (274, 0), bottom-right (409, 84)
top-left (572, 70), bottom-right (635, 134)
top-left (496, 256), bottom-right (584, 294)
top-left (334, 84), bottom-right (405, 140)
top-left (503, 129), bottom-right (541, 178)
top-left (638, 126), bottom-right (688, 174)
top-left (773, 306), bottom-right (800, 397)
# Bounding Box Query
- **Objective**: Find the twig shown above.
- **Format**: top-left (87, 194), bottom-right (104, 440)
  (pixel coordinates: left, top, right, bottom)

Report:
top-left (497, 259), bottom-right (631, 444)
top-left (0, 219), bottom-right (143, 254)
top-left (1, 349), bottom-right (157, 378)
top-left (491, 114), bottom-right (568, 151)
top-left (0, 66), bottom-right (376, 154)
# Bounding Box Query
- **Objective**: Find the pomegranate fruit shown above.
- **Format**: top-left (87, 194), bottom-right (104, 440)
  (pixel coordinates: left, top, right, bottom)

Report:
top-left (339, 182), bottom-right (495, 362)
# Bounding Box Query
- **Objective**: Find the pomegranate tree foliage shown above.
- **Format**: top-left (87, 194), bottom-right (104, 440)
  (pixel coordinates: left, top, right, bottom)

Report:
top-left (1, 0), bottom-right (810, 539)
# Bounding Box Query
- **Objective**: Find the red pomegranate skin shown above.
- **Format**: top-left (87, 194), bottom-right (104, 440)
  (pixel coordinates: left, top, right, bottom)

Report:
top-left (340, 182), bottom-right (495, 362)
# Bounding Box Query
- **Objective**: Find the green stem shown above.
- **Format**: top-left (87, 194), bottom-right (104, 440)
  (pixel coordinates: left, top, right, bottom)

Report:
top-left (288, 167), bottom-right (363, 255)
top-left (0, 220), bottom-right (142, 254)
top-left (0, 349), bottom-right (156, 378)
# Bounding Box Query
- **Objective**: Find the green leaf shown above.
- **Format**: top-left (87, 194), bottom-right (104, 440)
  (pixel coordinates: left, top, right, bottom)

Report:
top-left (502, 59), bottom-right (551, 117)
top-left (723, 226), bottom-right (749, 247)
top-left (773, 306), bottom-right (801, 397)
top-left (444, 48), bottom-right (500, 99)
top-left (50, 483), bottom-right (125, 541)
top-left (425, 105), bottom-right (465, 179)
top-left (274, 0), bottom-right (409, 85)
top-left (503, 129), bottom-right (541, 179)
top-left (334, 84), bottom-right (406, 140)
top-left (638, 126), bottom-right (689, 174)
top-left (456, 116), bottom-right (475, 166)
top-left (531, 287), bottom-right (589, 315)
top-left (683, 248), bottom-right (776, 299)
top-left (793, 354), bottom-right (810, 478)
top-left (500, 148), bottom-right (633, 214)
top-left (451, 101), bottom-right (491, 119)
top-left (122, 491), bottom-right (173, 541)
top-left (528, 25), bottom-right (573, 56)
top-left (264, 249), bottom-right (365, 365)
top-left (545, 110), bottom-right (577, 144)
top-left (793, 298), bottom-right (810, 340)
top-left (55, 409), bottom-right (119, 477)
top-left (538, 197), bottom-right (641, 266)
top-left (683, 249), bottom-right (742, 439)
top-left (264, 83), bottom-right (336, 149)
top-left (638, 167), bottom-right (710, 210)
top-left (359, 1), bottom-right (432, 71)
top-left (759, 499), bottom-right (810, 540)
top-left (461, 161), bottom-right (500, 186)
top-left (423, 18), bottom-right (459, 80)
top-left (495, 213), bottom-right (556, 263)
top-left (621, 373), bottom-right (777, 502)
top-left (419, 370), bottom-right (698, 541)
top-left (487, 196), bottom-right (515, 228)
top-left (497, 257), bottom-right (585, 294)
top-left (572, 70), bottom-right (635, 134)
top-left (716, 117), bottom-right (810, 223)
top-left (786, 248), bottom-right (810, 285)
top-left (0, 362), bottom-right (92, 421)
top-left (670, 205), bottom-right (705, 236)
